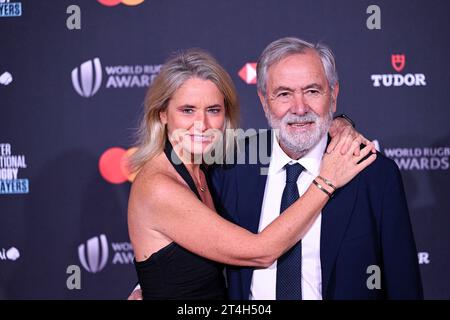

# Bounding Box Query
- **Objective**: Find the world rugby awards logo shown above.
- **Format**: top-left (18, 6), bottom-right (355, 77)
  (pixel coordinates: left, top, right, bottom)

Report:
top-left (78, 234), bottom-right (109, 273)
top-left (71, 58), bottom-right (102, 98)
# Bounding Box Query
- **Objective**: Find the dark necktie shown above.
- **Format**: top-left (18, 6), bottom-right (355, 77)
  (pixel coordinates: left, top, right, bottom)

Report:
top-left (276, 163), bottom-right (304, 300)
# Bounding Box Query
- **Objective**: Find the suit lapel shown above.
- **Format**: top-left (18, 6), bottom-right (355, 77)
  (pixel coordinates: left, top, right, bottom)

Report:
top-left (236, 130), bottom-right (273, 297)
top-left (236, 129), bottom-right (273, 233)
top-left (236, 161), bottom-right (268, 233)
top-left (320, 175), bottom-right (359, 299)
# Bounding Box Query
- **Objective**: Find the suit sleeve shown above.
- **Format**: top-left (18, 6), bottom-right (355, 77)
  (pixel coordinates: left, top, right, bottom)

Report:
top-left (380, 161), bottom-right (424, 299)
top-left (208, 165), bottom-right (238, 224)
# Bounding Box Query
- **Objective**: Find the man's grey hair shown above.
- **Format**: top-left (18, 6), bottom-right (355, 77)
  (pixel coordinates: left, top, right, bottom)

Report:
top-left (256, 37), bottom-right (339, 98)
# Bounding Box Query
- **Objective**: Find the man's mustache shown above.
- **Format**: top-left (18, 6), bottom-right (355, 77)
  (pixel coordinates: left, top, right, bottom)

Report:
top-left (281, 112), bottom-right (319, 125)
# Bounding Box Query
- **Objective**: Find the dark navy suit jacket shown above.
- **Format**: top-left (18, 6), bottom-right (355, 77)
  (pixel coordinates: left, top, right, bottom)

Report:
top-left (209, 130), bottom-right (423, 300)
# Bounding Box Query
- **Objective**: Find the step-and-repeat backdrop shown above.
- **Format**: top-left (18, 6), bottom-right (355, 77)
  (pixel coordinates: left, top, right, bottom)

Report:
top-left (1, 0), bottom-right (449, 299)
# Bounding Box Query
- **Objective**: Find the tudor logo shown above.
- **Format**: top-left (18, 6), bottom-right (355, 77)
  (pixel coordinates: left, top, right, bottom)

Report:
top-left (370, 54), bottom-right (426, 87)
top-left (391, 54), bottom-right (405, 72)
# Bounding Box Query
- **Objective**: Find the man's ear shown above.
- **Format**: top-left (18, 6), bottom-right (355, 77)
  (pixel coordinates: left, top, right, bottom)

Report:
top-left (331, 82), bottom-right (339, 113)
top-left (258, 90), bottom-right (269, 114)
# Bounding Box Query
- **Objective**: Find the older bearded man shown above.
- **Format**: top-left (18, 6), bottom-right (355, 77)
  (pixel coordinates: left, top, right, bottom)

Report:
top-left (210, 37), bottom-right (422, 300)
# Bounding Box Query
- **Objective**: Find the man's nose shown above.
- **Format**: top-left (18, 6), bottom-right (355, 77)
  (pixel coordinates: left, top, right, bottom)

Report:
top-left (289, 93), bottom-right (308, 115)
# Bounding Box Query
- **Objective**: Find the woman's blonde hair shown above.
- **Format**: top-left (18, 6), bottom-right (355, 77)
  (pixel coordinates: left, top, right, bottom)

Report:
top-left (129, 49), bottom-right (240, 173)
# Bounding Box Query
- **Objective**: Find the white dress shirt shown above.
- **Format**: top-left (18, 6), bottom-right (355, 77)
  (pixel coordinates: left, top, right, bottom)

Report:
top-left (250, 134), bottom-right (327, 300)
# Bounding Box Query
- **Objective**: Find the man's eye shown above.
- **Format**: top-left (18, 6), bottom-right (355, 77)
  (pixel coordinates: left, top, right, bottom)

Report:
top-left (305, 90), bottom-right (320, 95)
top-left (277, 92), bottom-right (291, 98)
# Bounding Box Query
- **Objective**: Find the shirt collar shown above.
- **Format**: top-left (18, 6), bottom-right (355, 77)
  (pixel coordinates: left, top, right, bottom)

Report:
top-left (268, 132), bottom-right (328, 177)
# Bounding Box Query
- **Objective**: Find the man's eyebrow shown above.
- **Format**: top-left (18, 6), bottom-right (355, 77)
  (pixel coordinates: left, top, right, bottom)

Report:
top-left (271, 83), bottom-right (326, 94)
top-left (272, 86), bottom-right (294, 94)
top-left (303, 83), bottom-right (324, 90)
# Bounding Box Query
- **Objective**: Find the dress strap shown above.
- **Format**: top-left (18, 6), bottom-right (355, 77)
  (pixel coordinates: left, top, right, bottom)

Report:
top-left (164, 139), bottom-right (203, 201)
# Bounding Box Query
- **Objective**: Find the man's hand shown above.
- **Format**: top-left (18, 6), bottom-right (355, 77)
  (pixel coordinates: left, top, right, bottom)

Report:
top-left (127, 288), bottom-right (143, 300)
top-left (328, 117), bottom-right (376, 156)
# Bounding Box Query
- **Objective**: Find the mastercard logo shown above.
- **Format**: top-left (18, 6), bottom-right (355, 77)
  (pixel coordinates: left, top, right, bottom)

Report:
top-left (99, 147), bottom-right (138, 184)
top-left (97, 0), bottom-right (144, 7)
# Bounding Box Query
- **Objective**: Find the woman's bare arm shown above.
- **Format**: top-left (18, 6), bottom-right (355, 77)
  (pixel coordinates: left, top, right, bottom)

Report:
top-left (128, 137), bottom-right (376, 267)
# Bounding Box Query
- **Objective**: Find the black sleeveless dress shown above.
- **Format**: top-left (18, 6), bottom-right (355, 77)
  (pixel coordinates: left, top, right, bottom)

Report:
top-left (134, 141), bottom-right (226, 300)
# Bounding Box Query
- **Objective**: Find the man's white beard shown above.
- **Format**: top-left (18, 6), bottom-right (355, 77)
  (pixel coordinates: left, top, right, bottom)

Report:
top-left (266, 107), bottom-right (333, 159)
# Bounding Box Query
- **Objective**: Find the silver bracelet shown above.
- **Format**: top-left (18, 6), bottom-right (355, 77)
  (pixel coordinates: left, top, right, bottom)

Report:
top-left (317, 175), bottom-right (337, 191)
top-left (312, 179), bottom-right (333, 198)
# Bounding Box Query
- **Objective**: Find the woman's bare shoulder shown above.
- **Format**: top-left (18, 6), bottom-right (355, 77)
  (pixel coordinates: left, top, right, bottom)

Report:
top-left (129, 153), bottom-right (193, 210)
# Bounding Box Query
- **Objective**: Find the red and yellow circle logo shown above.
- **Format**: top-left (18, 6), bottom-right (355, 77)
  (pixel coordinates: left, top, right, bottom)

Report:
top-left (99, 147), bottom-right (137, 184)
top-left (97, 0), bottom-right (145, 7)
